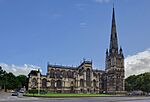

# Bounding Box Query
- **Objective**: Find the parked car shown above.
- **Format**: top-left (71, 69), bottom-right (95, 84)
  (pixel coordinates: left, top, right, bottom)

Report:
top-left (11, 92), bottom-right (19, 96)
top-left (20, 90), bottom-right (25, 93)
top-left (19, 87), bottom-right (26, 93)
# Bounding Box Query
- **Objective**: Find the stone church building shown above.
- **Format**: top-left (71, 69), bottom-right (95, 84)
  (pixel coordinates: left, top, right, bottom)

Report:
top-left (28, 8), bottom-right (125, 94)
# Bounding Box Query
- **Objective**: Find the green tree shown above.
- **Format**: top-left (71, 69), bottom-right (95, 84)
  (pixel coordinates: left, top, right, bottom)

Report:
top-left (125, 75), bottom-right (137, 91)
top-left (0, 66), bottom-right (28, 91)
top-left (16, 75), bottom-right (28, 88)
top-left (125, 72), bottom-right (150, 93)
top-left (5, 72), bottom-right (16, 89)
top-left (0, 66), bottom-right (7, 90)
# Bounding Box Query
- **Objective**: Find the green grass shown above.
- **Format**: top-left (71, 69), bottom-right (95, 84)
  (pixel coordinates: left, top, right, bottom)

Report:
top-left (25, 93), bottom-right (112, 97)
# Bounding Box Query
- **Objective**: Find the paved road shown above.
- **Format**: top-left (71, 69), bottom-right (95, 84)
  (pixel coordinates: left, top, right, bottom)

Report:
top-left (1, 92), bottom-right (150, 102)
top-left (0, 92), bottom-right (38, 102)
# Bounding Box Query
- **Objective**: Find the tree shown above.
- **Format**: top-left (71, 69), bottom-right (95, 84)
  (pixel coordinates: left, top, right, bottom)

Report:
top-left (0, 66), bottom-right (7, 90)
top-left (16, 75), bottom-right (28, 89)
top-left (5, 72), bottom-right (16, 90)
top-left (0, 66), bottom-right (28, 91)
top-left (125, 72), bottom-right (150, 93)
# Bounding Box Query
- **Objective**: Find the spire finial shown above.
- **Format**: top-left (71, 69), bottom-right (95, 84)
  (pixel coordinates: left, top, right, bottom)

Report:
top-left (113, 3), bottom-right (114, 9)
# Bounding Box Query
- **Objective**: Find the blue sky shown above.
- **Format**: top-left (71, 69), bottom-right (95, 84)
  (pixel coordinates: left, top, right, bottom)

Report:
top-left (0, 0), bottom-right (150, 76)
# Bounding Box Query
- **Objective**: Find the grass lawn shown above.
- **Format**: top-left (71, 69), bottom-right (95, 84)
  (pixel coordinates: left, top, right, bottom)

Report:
top-left (25, 93), bottom-right (112, 97)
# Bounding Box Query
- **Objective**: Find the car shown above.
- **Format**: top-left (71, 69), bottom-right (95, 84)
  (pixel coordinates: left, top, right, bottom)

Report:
top-left (20, 87), bottom-right (26, 93)
top-left (11, 92), bottom-right (19, 96)
top-left (20, 90), bottom-right (25, 93)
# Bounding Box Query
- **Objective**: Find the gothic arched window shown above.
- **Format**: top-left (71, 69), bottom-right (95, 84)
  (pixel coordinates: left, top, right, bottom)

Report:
top-left (56, 80), bottom-right (62, 88)
top-left (79, 67), bottom-right (84, 75)
top-left (50, 69), bottom-right (55, 78)
top-left (86, 68), bottom-right (91, 87)
top-left (80, 79), bottom-right (84, 87)
top-left (42, 78), bottom-right (47, 88)
top-left (93, 79), bottom-right (96, 87)
top-left (61, 70), bottom-right (66, 78)
top-left (64, 71), bottom-right (68, 78)
top-left (51, 79), bottom-right (55, 88)
top-left (56, 70), bottom-right (61, 78)
top-left (32, 78), bottom-right (37, 88)
top-left (68, 70), bottom-right (73, 78)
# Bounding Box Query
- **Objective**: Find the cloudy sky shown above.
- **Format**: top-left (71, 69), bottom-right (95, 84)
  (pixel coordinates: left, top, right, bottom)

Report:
top-left (0, 0), bottom-right (149, 77)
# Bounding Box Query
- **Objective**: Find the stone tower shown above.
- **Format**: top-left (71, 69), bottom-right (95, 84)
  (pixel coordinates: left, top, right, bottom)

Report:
top-left (105, 7), bottom-right (125, 94)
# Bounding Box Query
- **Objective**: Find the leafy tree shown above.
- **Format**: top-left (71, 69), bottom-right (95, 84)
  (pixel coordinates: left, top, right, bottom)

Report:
top-left (125, 72), bottom-right (150, 92)
top-left (16, 75), bottom-right (28, 89)
top-left (0, 66), bottom-right (28, 91)
top-left (5, 72), bottom-right (16, 89)
top-left (0, 66), bottom-right (7, 90)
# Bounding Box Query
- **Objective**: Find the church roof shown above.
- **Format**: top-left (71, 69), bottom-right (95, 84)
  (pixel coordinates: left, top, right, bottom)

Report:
top-left (48, 64), bottom-right (77, 70)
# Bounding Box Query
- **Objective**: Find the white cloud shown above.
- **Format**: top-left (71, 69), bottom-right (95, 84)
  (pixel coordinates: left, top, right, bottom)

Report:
top-left (125, 48), bottom-right (150, 78)
top-left (94, 0), bottom-right (111, 3)
top-left (0, 63), bottom-right (41, 76)
top-left (1, 49), bottom-right (150, 78)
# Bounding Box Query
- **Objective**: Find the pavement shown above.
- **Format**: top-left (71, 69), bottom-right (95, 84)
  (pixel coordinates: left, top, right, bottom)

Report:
top-left (1, 92), bottom-right (150, 102)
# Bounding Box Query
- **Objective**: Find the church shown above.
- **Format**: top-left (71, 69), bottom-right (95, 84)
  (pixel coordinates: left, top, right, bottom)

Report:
top-left (28, 7), bottom-right (125, 94)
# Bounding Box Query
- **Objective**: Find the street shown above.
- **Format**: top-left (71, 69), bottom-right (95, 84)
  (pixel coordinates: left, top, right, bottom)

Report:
top-left (1, 92), bottom-right (150, 102)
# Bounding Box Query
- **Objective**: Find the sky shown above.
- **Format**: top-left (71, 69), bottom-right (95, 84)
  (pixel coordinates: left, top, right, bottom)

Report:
top-left (0, 0), bottom-right (150, 77)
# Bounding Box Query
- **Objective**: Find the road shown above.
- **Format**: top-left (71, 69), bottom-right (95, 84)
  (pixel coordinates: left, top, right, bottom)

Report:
top-left (1, 92), bottom-right (150, 102)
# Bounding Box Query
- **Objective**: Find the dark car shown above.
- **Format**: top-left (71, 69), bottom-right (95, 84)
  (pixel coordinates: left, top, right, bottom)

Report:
top-left (11, 92), bottom-right (19, 96)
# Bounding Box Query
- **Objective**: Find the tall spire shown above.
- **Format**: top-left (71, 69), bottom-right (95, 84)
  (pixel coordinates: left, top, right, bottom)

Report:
top-left (109, 7), bottom-right (118, 52)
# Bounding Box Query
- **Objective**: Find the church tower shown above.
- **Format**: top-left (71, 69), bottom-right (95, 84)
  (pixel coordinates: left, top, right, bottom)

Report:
top-left (105, 7), bottom-right (125, 93)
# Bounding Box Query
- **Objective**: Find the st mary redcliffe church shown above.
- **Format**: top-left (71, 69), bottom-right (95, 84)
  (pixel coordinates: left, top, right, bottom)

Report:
top-left (28, 7), bottom-right (125, 94)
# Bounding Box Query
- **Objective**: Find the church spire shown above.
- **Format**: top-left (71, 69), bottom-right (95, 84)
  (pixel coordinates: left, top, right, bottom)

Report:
top-left (109, 7), bottom-right (118, 53)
